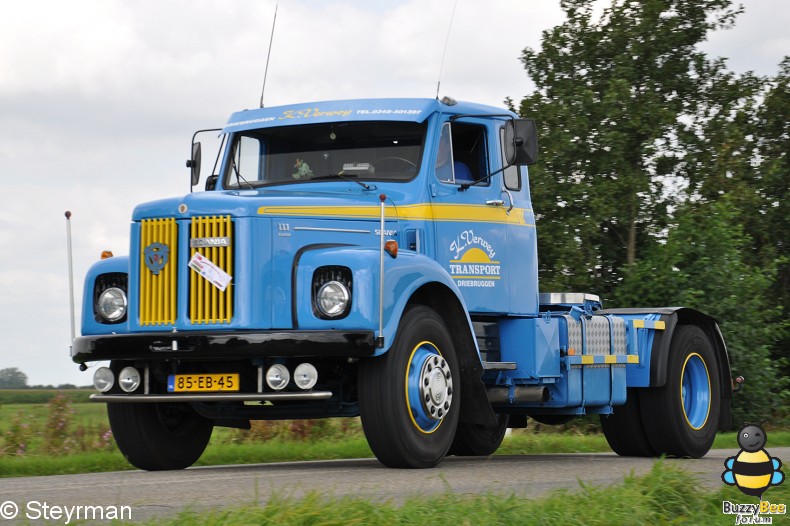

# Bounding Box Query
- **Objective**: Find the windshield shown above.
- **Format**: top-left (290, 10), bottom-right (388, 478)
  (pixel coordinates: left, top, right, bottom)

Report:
top-left (223, 121), bottom-right (425, 189)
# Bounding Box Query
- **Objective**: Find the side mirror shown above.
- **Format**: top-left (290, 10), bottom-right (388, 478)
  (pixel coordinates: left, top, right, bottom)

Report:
top-left (504, 119), bottom-right (538, 166)
top-left (187, 141), bottom-right (202, 187)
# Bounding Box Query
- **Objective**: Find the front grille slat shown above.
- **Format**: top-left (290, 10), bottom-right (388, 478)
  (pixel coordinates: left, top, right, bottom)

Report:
top-left (139, 218), bottom-right (178, 326)
top-left (190, 215), bottom-right (233, 325)
top-left (138, 215), bottom-right (234, 327)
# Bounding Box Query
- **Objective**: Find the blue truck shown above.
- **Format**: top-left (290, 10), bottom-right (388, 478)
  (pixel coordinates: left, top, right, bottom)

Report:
top-left (72, 96), bottom-right (734, 470)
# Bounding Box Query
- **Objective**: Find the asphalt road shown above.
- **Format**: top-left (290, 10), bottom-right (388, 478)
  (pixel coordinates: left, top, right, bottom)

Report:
top-left (1, 447), bottom-right (787, 523)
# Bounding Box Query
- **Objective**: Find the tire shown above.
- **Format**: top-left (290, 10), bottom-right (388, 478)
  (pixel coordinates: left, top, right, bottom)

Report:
top-left (600, 388), bottom-right (656, 456)
top-left (639, 325), bottom-right (721, 458)
top-left (107, 402), bottom-right (213, 470)
top-left (449, 414), bottom-right (509, 456)
top-left (358, 305), bottom-right (460, 468)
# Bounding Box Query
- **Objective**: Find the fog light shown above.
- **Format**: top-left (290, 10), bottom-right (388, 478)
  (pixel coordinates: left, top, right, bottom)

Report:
top-left (93, 367), bottom-right (114, 393)
top-left (294, 363), bottom-right (318, 390)
top-left (316, 281), bottom-right (350, 318)
top-left (266, 364), bottom-right (290, 391)
top-left (118, 367), bottom-right (141, 393)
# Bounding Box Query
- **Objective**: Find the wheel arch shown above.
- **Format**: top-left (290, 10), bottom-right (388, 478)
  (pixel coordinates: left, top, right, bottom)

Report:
top-left (407, 283), bottom-right (498, 427)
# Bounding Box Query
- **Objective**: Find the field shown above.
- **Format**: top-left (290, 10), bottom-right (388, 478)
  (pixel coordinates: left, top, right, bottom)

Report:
top-left (1, 390), bottom-right (789, 479)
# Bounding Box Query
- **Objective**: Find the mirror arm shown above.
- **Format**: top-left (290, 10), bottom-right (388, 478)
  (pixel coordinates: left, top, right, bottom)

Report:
top-left (459, 164), bottom-right (509, 191)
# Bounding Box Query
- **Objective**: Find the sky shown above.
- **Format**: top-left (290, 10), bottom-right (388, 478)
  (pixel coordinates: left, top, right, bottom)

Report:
top-left (0, 0), bottom-right (788, 387)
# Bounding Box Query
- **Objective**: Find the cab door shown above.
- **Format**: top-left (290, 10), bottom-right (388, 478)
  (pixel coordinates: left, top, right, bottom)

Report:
top-left (430, 120), bottom-right (510, 314)
top-left (497, 125), bottom-right (539, 315)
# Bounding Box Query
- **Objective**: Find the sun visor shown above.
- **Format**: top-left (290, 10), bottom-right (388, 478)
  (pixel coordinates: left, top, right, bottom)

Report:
top-left (223, 98), bottom-right (437, 133)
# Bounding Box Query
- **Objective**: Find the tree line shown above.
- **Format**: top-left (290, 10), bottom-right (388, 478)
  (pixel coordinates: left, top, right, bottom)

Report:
top-left (512, 0), bottom-right (788, 424)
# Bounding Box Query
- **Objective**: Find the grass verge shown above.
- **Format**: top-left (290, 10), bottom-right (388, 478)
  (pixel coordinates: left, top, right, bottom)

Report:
top-left (147, 461), bottom-right (790, 526)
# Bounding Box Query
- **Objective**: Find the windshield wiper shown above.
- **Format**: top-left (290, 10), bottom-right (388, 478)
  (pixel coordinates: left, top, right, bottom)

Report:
top-left (231, 158), bottom-right (254, 190)
top-left (313, 173), bottom-right (374, 191)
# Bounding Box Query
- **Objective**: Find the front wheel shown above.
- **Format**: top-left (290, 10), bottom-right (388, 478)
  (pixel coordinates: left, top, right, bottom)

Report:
top-left (639, 325), bottom-right (721, 458)
top-left (358, 305), bottom-right (460, 468)
top-left (107, 402), bottom-right (213, 470)
top-left (449, 414), bottom-right (510, 456)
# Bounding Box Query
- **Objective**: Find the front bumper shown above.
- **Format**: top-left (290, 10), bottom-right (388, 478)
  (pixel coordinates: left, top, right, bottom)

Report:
top-left (71, 330), bottom-right (377, 363)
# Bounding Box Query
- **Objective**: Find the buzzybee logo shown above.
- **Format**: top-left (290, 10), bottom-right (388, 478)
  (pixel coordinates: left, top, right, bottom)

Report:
top-left (722, 424), bottom-right (784, 498)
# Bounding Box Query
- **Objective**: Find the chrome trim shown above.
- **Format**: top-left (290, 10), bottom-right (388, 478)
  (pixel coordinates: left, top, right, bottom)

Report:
top-left (539, 292), bottom-right (601, 305)
top-left (482, 361), bottom-right (517, 370)
top-left (293, 227), bottom-right (371, 233)
top-left (89, 391), bottom-right (333, 403)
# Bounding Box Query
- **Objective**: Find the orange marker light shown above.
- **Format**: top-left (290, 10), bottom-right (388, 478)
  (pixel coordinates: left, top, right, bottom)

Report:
top-left (101, 251), bottom-right (114, 259)
top-left (384, 240), bottom-right (398, 258)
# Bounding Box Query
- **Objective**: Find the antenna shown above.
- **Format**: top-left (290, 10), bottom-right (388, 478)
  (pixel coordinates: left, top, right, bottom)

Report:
top-left (65, 211), bottom-right (76, 347)
top-left (435, 0), bottom-right (459, 99)
top-left (259, 3), bottom-right (279, 108)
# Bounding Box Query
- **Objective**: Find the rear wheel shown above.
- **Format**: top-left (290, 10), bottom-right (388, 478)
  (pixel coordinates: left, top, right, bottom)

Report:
top-left (358, 305), bottom-right (459, 468)
top-left (108, 402), bottom-right (213, 470)
top-left (639, 325), bottom-right (720, 458)
top-left (449, 414), bottom-right (509, 456)
top-left (600, 388), bottom-right (655, 456)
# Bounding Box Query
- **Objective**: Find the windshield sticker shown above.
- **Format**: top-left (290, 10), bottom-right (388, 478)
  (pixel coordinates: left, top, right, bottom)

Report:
top-left (449, 230), bottom-right (500, 288)
top-left (188, 253), bottom-right (233, 292)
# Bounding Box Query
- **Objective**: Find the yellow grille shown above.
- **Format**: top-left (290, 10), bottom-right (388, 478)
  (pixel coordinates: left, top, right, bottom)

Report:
top-left (190, 216), bottom-right (233, 324)
top-left (139, 218), bottom-right (178, 326)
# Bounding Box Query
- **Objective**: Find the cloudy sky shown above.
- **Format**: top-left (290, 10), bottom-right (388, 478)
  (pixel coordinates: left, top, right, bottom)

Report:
top-left (1, 0), bottom-right (787, 387)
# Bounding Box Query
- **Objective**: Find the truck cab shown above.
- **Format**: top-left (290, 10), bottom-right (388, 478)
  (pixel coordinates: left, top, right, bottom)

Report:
top-left (73, 97), bottom-right (732, 470)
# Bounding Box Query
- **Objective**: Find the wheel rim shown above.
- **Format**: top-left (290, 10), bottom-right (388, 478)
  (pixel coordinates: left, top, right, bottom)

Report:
top-left (405, 341), bottom-right (453, 434)
top-left (680, 353), bottom-right (711, 430)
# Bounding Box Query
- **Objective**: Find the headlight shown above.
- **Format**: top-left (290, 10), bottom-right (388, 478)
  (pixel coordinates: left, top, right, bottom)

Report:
top-left (97, 287), bottom-right (127, 322)
top-left (312, 266), bottom-right (352, 319)
top-left (316, 281), bottom-right (350, 318)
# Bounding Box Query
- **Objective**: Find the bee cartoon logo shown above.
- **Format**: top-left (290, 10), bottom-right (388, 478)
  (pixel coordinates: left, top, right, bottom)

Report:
top-left (722, 423), bottom-right (784, 498)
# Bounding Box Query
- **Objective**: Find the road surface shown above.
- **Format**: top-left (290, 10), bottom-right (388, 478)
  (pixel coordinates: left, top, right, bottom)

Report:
top-left (2, 447), bottom-right (785, 523)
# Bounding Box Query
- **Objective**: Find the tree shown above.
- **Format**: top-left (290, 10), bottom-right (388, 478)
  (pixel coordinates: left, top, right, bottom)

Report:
top-left (518, 0), bottom-right (740, 297)
top-left (0, 367), bottom-right (29, 389)
top-left (612, 200), bottom-right (787, 423)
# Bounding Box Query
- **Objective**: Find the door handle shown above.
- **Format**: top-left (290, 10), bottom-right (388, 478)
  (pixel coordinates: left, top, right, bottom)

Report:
top-left (485, 199), bottom-right (505, 206)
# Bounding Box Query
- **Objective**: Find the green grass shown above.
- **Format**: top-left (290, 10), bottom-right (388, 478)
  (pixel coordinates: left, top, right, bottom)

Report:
top-left (146, 461), bottom-right (790, 525)
top-left (0, 389), bottom-right (93, 404)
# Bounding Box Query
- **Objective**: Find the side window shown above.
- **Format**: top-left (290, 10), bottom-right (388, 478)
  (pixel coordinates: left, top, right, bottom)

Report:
top-left (434, 123), bottom-right (456, 182)
top-left (435, 122), bottom-right (488, 185)
top-left (228, 135), bottom-right (263, 187)
top-left (500, 126), bottom-right (521, 191)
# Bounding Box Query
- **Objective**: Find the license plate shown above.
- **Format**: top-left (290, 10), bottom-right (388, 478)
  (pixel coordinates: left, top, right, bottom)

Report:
top-left (167, 373), bottom-right (240, 393)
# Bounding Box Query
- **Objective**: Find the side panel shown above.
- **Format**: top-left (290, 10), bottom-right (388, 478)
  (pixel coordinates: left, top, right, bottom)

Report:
top-left (498, 317), bottom-right (560, 381)
top-left (81, 256), bottom-right (131, 335)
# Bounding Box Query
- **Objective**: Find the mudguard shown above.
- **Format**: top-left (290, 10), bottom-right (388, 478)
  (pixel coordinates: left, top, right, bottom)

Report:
top-left (603, 307), bottom-right (732, 430)
top-left (295, 245), bottom-right (498, 427)
top-left (294, 245), bottom-right (474, 354)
